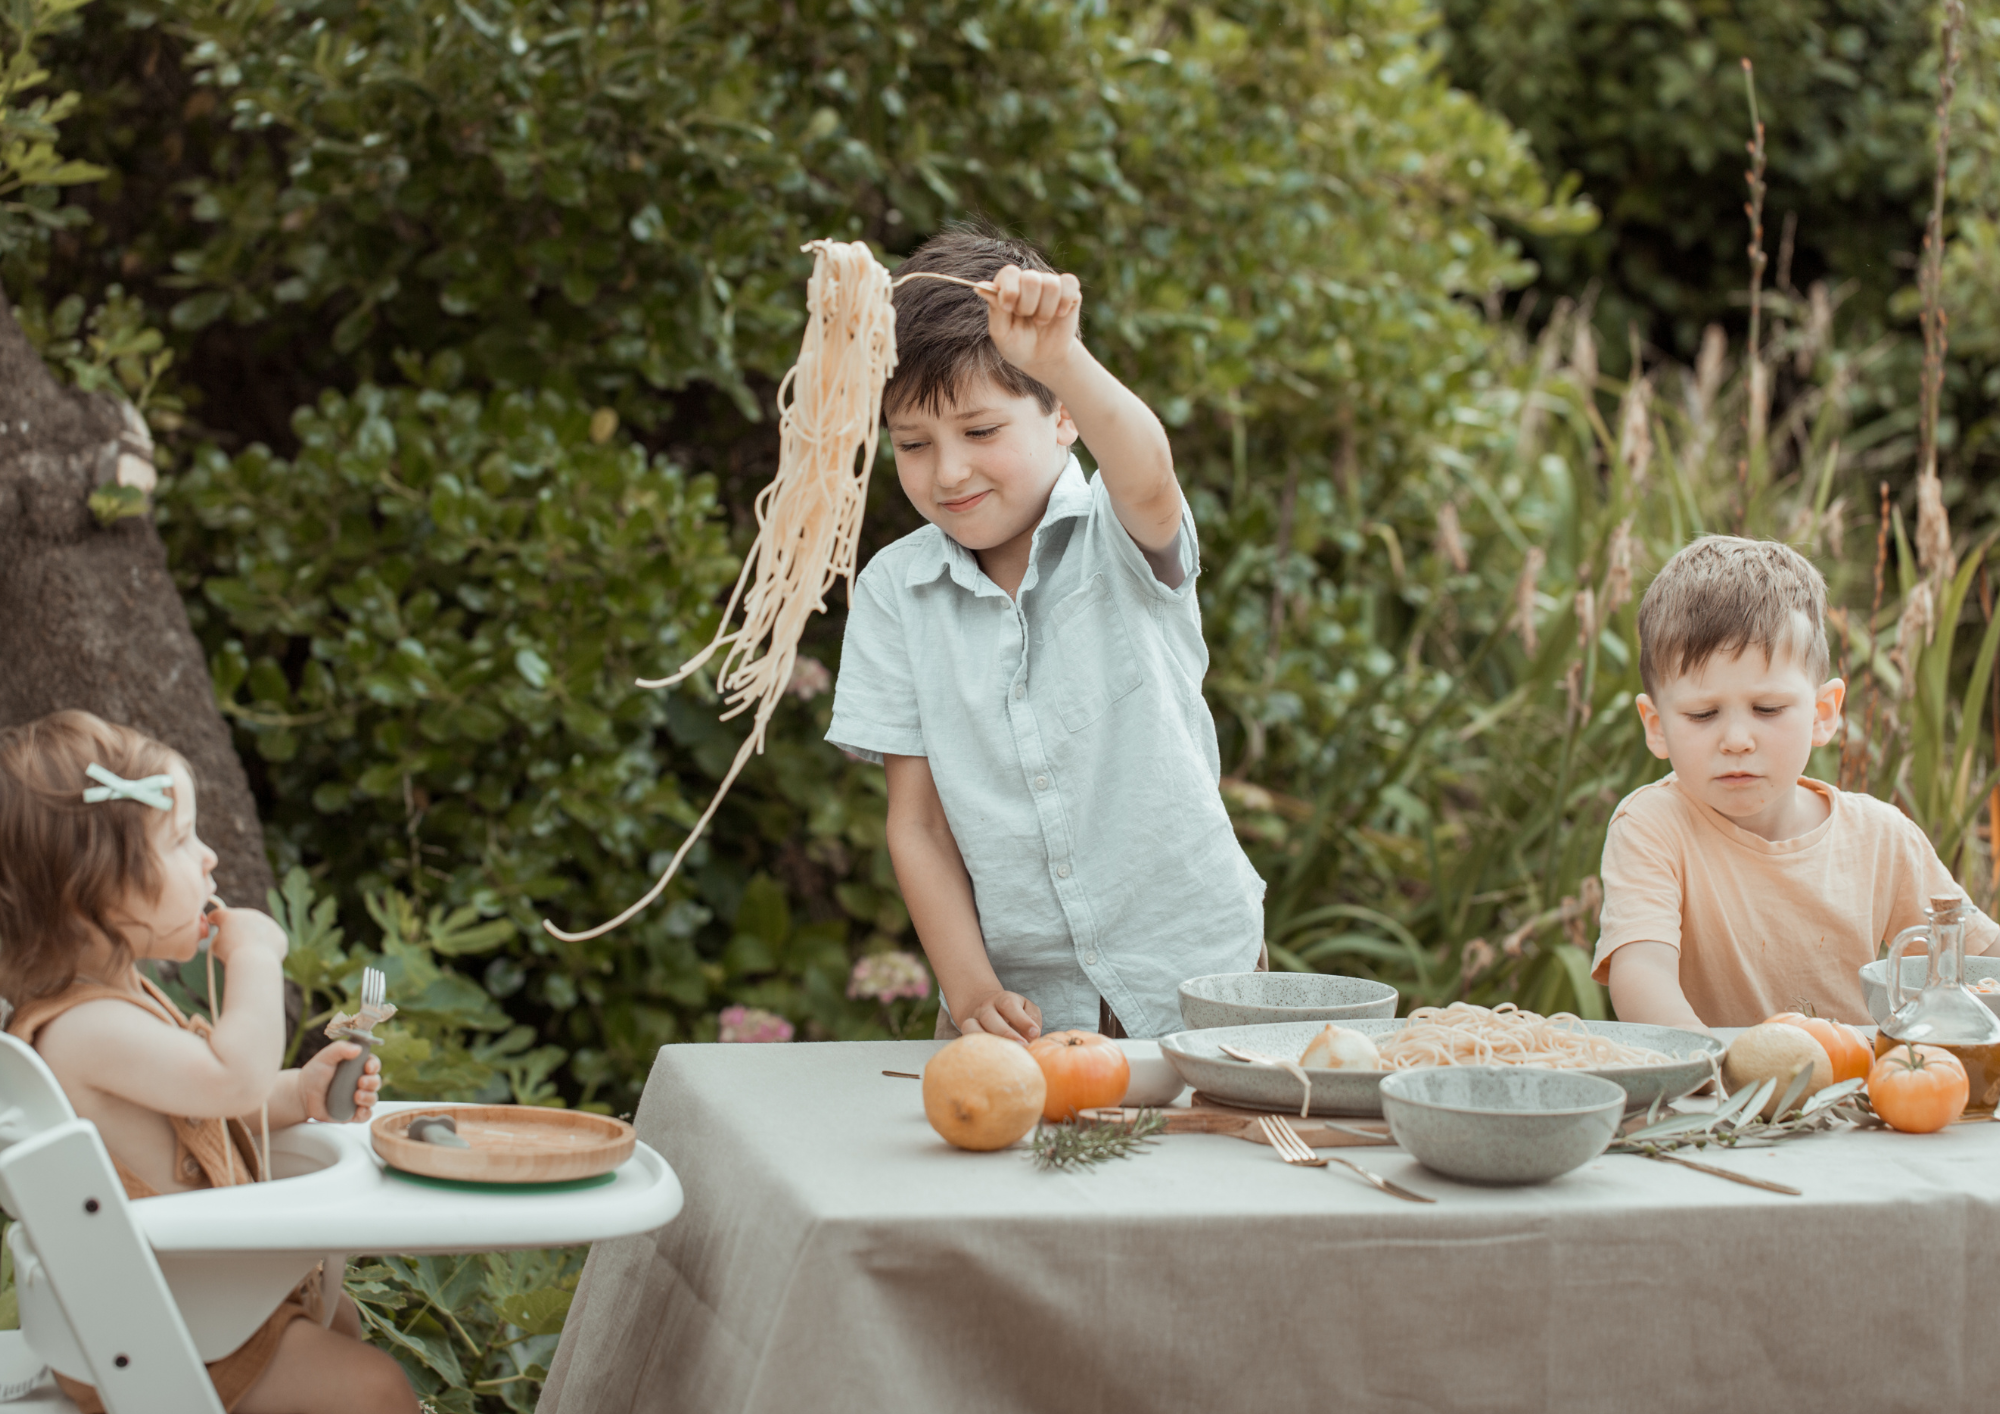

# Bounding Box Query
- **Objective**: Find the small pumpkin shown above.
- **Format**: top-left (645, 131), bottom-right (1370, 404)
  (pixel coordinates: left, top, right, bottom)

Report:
top-left (1764, 1011), bottom-right (1872, 1085)
top-left (1867, 1044), bottom-right (1968, 1134)
top-left (1028, 1030), bottom-right (1131, 1121)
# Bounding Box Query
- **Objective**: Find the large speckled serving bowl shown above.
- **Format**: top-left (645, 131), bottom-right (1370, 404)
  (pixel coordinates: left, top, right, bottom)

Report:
top-left (1158, 1019), bottom-right (1722, 1117)
top-left (1177, 973), bottom-right (1399, 1030)
top-left (1378, 1068), bottom-right (1624, 1185)
top-left (1859, 955), bottom-right (2000, 1027)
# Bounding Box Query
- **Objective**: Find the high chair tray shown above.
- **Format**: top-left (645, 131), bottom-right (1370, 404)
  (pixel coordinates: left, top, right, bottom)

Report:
top-left (371, 1105), bottom-right (635, 1183)
top-left (132, 1107), bottom-right (681, 1256)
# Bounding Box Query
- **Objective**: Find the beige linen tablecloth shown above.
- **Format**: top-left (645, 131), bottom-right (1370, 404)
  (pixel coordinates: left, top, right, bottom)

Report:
top-left (540, 1040), bottom-right (2000, 1414)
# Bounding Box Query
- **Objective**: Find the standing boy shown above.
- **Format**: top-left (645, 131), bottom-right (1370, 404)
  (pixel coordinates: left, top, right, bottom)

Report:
top-left (826, 228), bottom-right (1265, 1041)
top-left (1594, 535), bottom-right (1998, 1028)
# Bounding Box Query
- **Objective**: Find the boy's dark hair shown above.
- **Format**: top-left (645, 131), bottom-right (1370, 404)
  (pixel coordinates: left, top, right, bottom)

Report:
top-left (1636, 535), bottom-right (1830, 698)
top-left (885, 223), bottom-right (1062, 418)
top-left (0, 710), bottom-right (188, 1006)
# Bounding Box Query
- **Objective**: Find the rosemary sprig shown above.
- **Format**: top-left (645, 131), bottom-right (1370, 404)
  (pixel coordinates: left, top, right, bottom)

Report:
top-left (1609, 1069), bottom-right (1878, 1160)
top-left (1029, 1110), bottom-right (1168, 1172)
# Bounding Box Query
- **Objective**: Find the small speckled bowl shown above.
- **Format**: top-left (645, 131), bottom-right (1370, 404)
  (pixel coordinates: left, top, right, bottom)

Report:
top-left (1378, 1068), bottom-right (1624, 1186)
top-left (1860, 955), bottom-right (2000, 1027)
top-left (1178, 973), bottom-right (1399, 1030)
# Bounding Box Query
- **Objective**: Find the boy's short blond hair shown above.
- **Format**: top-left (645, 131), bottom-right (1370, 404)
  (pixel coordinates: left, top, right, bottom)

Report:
top-left (1637, 536), bottom-right (1830, 697)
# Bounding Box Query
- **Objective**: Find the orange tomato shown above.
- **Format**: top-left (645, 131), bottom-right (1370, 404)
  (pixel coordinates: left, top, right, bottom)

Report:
top-left (1867, 1044), bottom-right (1969, 1133)
top-left (1765, 1011), bottom-right (1873, 1084)
top-left (1028, 1030), bottom-right (1130, 1121)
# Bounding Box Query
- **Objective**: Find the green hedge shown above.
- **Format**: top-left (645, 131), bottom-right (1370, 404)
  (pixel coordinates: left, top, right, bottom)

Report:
top-left (9, 0), bottom-right (1598, 1108)
top-left (1439, 0), bottom-right (1946, 346)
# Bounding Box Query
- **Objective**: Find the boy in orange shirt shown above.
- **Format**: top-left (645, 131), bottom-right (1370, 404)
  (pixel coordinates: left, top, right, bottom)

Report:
top-left (1593, 536), bottom-right (1998, 1028)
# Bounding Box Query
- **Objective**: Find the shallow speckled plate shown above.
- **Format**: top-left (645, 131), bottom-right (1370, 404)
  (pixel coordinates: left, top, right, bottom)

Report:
top-left (1158, 1019), bottom-right (1722, 1117)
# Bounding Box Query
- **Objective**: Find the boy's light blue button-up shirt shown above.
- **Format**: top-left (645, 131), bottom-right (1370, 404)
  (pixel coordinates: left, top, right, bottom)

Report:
top-left (826, 457), bottom-right (1266, 1037)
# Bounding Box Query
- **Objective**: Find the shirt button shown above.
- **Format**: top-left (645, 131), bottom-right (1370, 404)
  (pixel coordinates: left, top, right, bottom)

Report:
top-left (1057, 863), bottom-right (1072, 879)
top-left (1013, 684), bottom-right (1025, 699)
top-left (1084, 951), bottom-right (1099, 966)
top-left (1034, 775), bottom-right (1048, 790)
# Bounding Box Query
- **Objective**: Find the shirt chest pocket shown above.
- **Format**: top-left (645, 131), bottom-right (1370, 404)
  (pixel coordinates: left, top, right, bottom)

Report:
top-left (1039, 573), bottom-right (1143, 733)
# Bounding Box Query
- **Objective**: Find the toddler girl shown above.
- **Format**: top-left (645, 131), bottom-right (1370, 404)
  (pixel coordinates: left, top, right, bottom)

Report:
top-left (0, 710), bottom-right (416, 1414)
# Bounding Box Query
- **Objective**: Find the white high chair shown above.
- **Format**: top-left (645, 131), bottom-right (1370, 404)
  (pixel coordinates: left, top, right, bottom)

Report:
top-left (0, 1033), bottom-right (683, 1412)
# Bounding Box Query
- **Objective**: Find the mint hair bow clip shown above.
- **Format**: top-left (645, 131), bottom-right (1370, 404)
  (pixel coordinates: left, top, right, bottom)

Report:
top-left (82, 762), bottom-right (175, 811)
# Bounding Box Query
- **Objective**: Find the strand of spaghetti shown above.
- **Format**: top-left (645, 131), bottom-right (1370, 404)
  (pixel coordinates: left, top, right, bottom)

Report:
top-left (544, 238), bottom-right (899, 943)
top-left (542, 732), bottom-right (759, 942)
top-left (891, 270), bottom-right (996, 293)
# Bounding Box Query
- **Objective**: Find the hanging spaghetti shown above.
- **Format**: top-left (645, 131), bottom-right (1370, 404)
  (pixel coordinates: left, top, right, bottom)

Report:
top-left (544, 240), bottom-right (908, 942)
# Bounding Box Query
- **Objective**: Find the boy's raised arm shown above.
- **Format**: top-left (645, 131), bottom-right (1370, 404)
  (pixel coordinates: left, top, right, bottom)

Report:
top-left (983, 265), bottom-right (1183, 558)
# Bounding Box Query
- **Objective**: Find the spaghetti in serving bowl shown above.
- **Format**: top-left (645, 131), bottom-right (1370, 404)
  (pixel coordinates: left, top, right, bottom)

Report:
top-left (1158, 1012), bottom-right (1720, 1118)
top-left (1372, 1003), bottom-right (1673, 1070)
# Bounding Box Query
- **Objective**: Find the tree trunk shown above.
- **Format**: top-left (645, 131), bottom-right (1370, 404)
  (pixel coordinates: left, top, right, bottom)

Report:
top-left (0, 284), bottom-right (274, 909)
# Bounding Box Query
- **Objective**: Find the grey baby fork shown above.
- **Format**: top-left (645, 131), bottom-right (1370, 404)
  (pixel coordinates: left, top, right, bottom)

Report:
top-left (326, 966), bottom-right (387, 1122)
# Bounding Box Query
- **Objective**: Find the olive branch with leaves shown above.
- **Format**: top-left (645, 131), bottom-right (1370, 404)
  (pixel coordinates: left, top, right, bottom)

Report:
top-left (1613, 1064), bottom-right (1878, 1161)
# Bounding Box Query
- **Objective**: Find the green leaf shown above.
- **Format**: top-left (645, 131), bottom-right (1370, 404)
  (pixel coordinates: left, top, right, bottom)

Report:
top-left (168, 291), bottom-right (231, 331)
top-left (1771, 1063), bottom-right (1817, 1122)
top-left (514, 647), bottom-right (551, 689)
top-left (495, 1287), bottom-right (573, 1336)
top-left (1550, 944), bottom-right (1606, 1020)
top-left (1619, 1110), bottom-right (1724, 1143)
top-left (425, 910), bottom-right (518, 957)
top-left (360, 1303), bottom-right (466, 1388)
top-left (87, 483), bottom-right (148, 525)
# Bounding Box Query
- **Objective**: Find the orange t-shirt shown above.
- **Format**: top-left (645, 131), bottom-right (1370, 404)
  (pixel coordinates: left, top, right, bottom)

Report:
top-left (1592, 774), bottom-right (2000, 1027)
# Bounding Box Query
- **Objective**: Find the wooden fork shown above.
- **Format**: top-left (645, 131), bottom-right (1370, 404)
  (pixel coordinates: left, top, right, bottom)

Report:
top-left (1254, 1114), bottom-right (1436, 1203)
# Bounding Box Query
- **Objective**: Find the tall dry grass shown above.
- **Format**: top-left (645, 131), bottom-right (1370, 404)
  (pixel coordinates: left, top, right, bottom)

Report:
top-left (1251, 38), bottom-right (2000, 1017)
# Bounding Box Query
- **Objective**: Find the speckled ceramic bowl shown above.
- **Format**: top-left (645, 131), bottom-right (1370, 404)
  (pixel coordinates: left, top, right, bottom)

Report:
top-left (1378, 1068), bottom-right (1624, 1185)
top-left (1860, 955), bottom-right (2000, 1027)
top-left (1112, 1040), bottom-right (1186, 1108)
top-left (1177, 973), bottom-right (1399, 1030)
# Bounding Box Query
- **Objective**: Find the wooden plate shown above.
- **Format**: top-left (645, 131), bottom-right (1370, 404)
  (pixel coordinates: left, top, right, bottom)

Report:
top-left (371, 1106), bottom-right (635, 1184)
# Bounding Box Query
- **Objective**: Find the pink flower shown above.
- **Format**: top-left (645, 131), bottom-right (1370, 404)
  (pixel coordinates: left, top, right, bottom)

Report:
top-left (788, 656), bottom-right (832, 701)
top-left (847, 952), bottom-right (931, 1003)
top-left (718, 1005), bottom-right (794, 1043)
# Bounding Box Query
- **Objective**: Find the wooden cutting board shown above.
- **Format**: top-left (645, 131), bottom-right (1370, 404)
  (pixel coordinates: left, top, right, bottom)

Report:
top-left (372, 1105), bottom-right (636, 1183)
top-left (1079, 1096), bottom-right (1393, 1149)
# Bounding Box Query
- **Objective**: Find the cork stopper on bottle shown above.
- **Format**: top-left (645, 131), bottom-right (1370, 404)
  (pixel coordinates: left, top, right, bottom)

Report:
top-left (1931, 893), bottom-right (1964, 919)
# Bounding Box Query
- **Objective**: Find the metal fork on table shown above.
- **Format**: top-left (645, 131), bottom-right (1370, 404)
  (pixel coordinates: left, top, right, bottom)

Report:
top-left (327, 967), bottom-right (386, 1123)
top-left (1254, 1114), bottom-right (1435, 1203)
